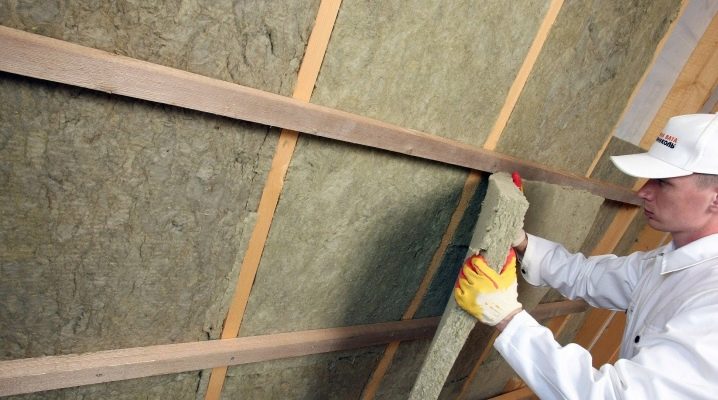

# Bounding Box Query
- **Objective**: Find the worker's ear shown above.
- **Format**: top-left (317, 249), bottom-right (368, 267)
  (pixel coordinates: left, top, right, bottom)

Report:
top-left (709, 189), bottom-right (718, 214)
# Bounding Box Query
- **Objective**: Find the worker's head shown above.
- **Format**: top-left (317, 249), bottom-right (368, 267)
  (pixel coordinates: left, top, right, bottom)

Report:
top-left (611, 114), bottom-right (718, 245)
top-left (610, 113), bottom-right (718, 179)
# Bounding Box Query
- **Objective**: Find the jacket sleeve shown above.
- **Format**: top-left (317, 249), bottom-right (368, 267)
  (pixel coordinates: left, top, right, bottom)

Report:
top-left (522, 234), bottom-right (648, 311)
top-left (495, 304), bottom-right (718, 400)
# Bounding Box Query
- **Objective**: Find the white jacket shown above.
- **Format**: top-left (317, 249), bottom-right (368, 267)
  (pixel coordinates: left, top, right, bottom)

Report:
top-left (494, 233), bottom-right (718, 399)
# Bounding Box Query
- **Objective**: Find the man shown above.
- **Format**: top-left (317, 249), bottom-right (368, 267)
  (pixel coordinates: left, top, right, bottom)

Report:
top-left (455, 113), bottom-right (718, 399)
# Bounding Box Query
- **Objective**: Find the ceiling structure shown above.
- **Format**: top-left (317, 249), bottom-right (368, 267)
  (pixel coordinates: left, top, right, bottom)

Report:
top-left (1, 1), bottom-right (717, 399)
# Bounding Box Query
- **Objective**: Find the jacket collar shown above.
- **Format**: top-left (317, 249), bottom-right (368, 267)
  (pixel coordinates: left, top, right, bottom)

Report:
top-left (657, 233), bottom-right (718, 274)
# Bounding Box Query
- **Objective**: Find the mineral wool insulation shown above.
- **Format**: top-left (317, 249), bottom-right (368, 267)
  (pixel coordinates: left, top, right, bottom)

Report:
top-left (1, 0), bottom-right (680, 399)
top-left (1, 1), bottom-right (319, 398)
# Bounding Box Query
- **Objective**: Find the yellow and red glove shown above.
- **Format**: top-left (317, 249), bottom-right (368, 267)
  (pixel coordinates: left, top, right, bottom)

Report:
top-left (454, 249), bottom-right (522, 326)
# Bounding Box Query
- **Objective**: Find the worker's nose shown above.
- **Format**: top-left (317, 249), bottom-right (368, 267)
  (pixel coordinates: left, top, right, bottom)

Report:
top-left (637, 180), bottom-right (655, 200)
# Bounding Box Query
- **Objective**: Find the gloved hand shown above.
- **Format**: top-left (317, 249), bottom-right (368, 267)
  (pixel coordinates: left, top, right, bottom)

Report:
top-left (454, 249), bottom-right (522, 326)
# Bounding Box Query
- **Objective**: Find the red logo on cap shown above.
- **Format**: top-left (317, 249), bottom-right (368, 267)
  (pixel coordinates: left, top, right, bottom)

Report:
top-left (656, 132), bottom-right (678, 149)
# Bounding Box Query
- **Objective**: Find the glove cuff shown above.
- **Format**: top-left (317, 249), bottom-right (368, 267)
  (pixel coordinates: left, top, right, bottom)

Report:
top-left (518, 235), bottom-right (547, 287)
top-left (482, 299), bottom-right (523, 326)
top-left (475, 282), bottom-right (523, 326)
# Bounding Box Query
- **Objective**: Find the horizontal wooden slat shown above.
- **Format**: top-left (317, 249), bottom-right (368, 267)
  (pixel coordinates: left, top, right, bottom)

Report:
top-left (0, 318), bottom-right (439, 396)
top-left (0, 299), bottom-right (586, 396)
top-left (0, 26), bottom-right (639, 205)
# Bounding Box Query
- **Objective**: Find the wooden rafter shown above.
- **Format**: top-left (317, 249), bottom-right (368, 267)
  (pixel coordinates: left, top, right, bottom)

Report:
top-left (483, 0), bottom-right (564, 151)
top-left (640, 11), bottom-right (718, 149)
top-left (613, 0), bottom-right (718, 149)
top-left (204, 1), bottom-right (343, 398)
top-left (0, 25), bottom-right (639, 206)
top-left (585, 0), bottom-right (692, 176)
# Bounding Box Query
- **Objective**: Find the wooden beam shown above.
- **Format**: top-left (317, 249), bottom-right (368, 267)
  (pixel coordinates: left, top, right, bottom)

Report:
top-left (0, 299), bottom-right (590, 397)
top-left (592, 204), bottom-right (640, 255)
top-left (585, 0), bottom-right (689, 176)
top-left (0, 26), bottom-right (640, 206)
top-left (640, 10), bottom-right (718, 149)
top-left (360, 341), bottom-right (401, 400)
top-left (589, 311), bottom-right (627, 368)
top-left (483, 0), bottom-right (564, 151)
top-left (614, 0), bottom-right (718, 147)
top-left (0, 318), bottom-right (439, 397)
top-left (501, 377), bottom-right (529, 395)
top-left (204, 1), bottom-right (343, 398)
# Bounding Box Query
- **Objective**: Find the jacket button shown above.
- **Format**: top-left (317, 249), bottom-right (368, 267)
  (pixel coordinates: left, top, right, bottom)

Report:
top-left (634, 335), bottom-right (640, 344)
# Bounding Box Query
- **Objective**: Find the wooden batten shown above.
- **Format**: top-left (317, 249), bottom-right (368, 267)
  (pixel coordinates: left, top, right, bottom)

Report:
top-left (204, 1), bottom-right (343, 399)
top-left (483, 0), bottom-right (564, 151)
top-left (614, 0), bottom-right (718, 149)
top-left (641, 11), bottom-right (718, 149)
top-left (0, 26), bottom-right (639, 206)
top-left (0, 301), bottom-right (581, 397)
top-left (585, 0), bottom-right (691, 176)
top-left (0, 318), bottom-right (439, 397)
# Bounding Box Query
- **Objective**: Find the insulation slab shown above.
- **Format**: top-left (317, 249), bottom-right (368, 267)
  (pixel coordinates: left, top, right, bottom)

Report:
top-left (409, 173), bottom-right (528, 399)
top-left (458, 179), bottom-right (604, 398)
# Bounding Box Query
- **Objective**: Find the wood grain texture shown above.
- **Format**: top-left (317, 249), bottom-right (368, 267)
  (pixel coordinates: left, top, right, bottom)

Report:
top-left (0, 299), bottom-right (586, 397)
top-left (0, 318), bottom-right (438, 397)
top-left (204, 2), bottom-right (343, 398)
top-left (0, 26), bottom-right (639, 206)
top-left (483, 0), bottom-right (564, 151)
top-left (585, 0), bottom-right (687, 176)
top-left (615, 0), bottom-right (718, 146)
top-left (640, 10), bottom-right (718, 149)
top-left (589, 311), bottom-right (627, 368)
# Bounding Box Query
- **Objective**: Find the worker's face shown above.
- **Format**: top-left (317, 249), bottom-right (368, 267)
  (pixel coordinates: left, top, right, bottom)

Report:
top-left (637, 175), bottom-right (718, 245)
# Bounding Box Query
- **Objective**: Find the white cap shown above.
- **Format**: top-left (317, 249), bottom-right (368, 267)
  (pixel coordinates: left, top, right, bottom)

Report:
top-left (611, 113), bottom-right (718, 178)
